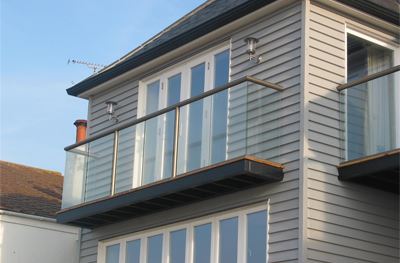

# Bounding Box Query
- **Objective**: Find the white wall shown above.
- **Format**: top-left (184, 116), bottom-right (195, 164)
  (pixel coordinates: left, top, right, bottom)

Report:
top-left (0, 211), bottom-right (80, 263)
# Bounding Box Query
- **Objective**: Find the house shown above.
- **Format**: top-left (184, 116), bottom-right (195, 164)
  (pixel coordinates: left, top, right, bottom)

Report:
top-left (0, 160), bottom-right (80, 263)
top-left (57, 0), bottom-right (400, 262)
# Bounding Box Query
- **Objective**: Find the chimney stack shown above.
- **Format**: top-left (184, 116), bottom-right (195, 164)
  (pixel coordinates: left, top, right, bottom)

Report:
top-left (74, 120), bottom-right (87, 143)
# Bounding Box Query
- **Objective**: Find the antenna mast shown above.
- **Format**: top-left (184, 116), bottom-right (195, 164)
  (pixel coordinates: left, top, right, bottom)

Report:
top-left (68, 59), bottom-right (106, 73)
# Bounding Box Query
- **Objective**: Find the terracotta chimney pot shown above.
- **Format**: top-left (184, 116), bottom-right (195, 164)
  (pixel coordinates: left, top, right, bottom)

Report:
top-left (74, 119), bottom-right (87, 143)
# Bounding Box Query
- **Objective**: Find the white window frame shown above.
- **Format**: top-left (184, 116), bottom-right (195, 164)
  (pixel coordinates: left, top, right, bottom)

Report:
top-left (98, 202), bottom-right (269, 263)
top-left (344, 26), bottom-right (400, 159)
top-left (133, 43), bottom-right (231, 187)
top-left (137, 43), bottom-right (230, 118)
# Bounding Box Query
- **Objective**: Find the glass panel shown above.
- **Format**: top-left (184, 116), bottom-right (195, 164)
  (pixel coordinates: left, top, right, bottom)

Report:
top-left (211, 50), bottom-right (230, 164)
top-left (142, 118), bottom-right (158, 185)
top-left (85, 133), bottom-right (115, 202)
top-left (225, 82), bottom-right (248, 159)
top-left (169, 229), bottom-right (186, 263)
top-left (191, 63), bottom-right (206, 97)
top-left (162, 110), bottom-right (177, 180)
top-left (147, 234), bottom-right (163, 263)
top-left (167, 74), bottom-right (181, 106)
top-left (343, 71), bottom-right (398, 160)
top-left (177, 81), bottom-right (282, 175)
top-left (233, 82), bottom-right (282, 161)
top-left (62, 144), bottom-right (87, 208)
top-left (219, 217), bottom-right (238, 263)
top-left (346, 34), bottom-right (396, 160)
top-left (64, 75), bottom-right (285, 209)
top-left (187, 63), bottom-right (206, 172)
top-left (247, 210), bottom-right (267, 263)
top-left (347, 35), bottom-right (393, 80)
top-left (126, 239), bottom-right (140, 263)
top-left (115, 126), bottom-right (137, 193)
top-left (193, 223), bottom-right (211, 263)
top-left (146, 80), bottom-right (160, 114)
top-left (142, 111), bottom-right (175, 185)
top-left (106, 244), bottom-right (120, 263)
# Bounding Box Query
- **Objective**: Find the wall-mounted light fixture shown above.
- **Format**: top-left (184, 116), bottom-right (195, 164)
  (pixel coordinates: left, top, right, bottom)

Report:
top-left (105, 101), bottom-right (118, 122)
top-left (244, 37), bottom-right (262, 64)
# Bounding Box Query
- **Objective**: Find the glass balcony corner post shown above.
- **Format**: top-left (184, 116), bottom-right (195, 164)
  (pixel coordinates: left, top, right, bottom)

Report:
top-left (245, 82), bottom-right (250, 155)
top-left (83, 143), bottom-right (90, 203)
top-left (81, 146), bottom-right (89, 203)
top-left (111, 130), bottom-right (119, 196)
top-left (339, 89), bottom-right (347, 161)
top-left (172, 107), bottom-right (180, 178)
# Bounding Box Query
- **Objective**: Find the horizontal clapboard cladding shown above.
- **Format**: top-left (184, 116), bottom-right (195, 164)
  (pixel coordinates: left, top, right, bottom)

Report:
top-left (306, 2), bottom-right (399, 262)
top-left (79, 178), bottom-right (300, 263)
top-left (230, 3), bottom-right (302, 263)
top-left (78, 2), bottom-right (303, 263)
top-left (88, 80), bottom-right (138, 136)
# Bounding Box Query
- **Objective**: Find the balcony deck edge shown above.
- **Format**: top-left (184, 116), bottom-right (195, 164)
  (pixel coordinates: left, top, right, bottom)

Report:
top-left (56, 156), bottom-right (284, 228)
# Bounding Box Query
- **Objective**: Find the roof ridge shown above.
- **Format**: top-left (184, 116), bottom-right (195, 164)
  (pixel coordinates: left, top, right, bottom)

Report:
top-left (0, 160), bottom-right (62, 176)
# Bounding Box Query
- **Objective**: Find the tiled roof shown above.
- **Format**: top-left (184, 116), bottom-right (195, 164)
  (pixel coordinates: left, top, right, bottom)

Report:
top-left (0, 161), bottom-right (63, 218)
top-left (66, 0), bottom-right (273, 97)
top-left (66, 0), bottom-right (399, 97)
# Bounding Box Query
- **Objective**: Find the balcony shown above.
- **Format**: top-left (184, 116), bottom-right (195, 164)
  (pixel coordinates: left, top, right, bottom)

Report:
top-left (57, 76), bottom-right (285, 228)
top-left (337, 66), bottom-right (400, 193)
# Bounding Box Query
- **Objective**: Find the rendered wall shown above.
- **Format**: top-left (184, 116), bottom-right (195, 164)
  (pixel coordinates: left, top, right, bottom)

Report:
top-left (0, 212), bottom-right (80, 263)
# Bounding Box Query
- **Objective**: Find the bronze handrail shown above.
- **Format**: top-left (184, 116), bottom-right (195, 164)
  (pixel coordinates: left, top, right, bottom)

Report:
top-left (65, 76), bottom-right (283, 151)
top-left (337, 65), bottom-right (400, 91)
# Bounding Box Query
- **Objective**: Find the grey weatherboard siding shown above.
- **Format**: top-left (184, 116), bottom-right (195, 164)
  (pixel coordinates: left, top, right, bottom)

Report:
top-left (74, 1), bottom-right (399, 263)
top-left (304, 1), bottom-right (399, 262)
top-left (79, 3), bottom-right (302, 263)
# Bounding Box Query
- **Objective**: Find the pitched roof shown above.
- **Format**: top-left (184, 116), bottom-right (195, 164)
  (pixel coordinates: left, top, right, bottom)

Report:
top-left (66, 0), bottom-right (399, 97)
top-left (66, 0), bottom-right (275, 96)
top-left (0, 161), bottom-right (63, 218)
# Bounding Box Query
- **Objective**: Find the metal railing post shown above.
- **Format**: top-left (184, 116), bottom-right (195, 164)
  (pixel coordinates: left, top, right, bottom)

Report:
top-left (111, 130), bottom-right (119, 195)
top-left (171, 107), bottom-right (180, 178)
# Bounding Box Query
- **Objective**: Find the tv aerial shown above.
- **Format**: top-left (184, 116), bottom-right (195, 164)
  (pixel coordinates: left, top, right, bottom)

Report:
top-left (68, 59), bottom-right (106, 73)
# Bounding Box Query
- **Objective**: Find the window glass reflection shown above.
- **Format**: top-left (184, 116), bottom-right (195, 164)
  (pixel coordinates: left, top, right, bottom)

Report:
top-left (193, 223), bottom-right (211, 263)
top-left (347, 34), bottom-right (395, 160)
top-left (211, 49), bottom-right (230, 164)
top-left (247, 210), bottom-right (267, 263)
top-left (219, 217), bottom-right (238, 263)
top-left (106, 244), bottom-right (120, 263)
top-left (187, 63), bottom-right (206, 171)
top-left (126, 239), bottom-right (140, 263)
top-left (170, 229), bottom-right (186, 263)
top-left (147, 234), bottom-right (163, 263)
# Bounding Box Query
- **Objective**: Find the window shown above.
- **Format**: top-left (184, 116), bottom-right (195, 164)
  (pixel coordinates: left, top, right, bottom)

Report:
top-left (169, 229), bottom-right (186, 263)
top-left (133, 45), bottom-right (231, 188)
top-left (126, 240), bottom-right (140, 263)
top-left (219, 217), bottom-right (238, 263)
top-left (99, 204), bottom-right (269, 263)
top-left (106, 244), bottom-right (120, 263)
top-left (345, 29), bottom-right (399, 160)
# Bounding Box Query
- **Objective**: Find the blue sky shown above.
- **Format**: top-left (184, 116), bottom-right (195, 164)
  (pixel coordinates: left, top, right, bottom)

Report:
top-left (1, 0), bottom-right (203, 172)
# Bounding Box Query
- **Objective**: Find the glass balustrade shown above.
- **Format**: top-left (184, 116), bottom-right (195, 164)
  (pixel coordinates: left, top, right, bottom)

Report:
top-left (62, 80), bottom-right (282, 209)
top-left (339, 70), bottom-right (399, 161)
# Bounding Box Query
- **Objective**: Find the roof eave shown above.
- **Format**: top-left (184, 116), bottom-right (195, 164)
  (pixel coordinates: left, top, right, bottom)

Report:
top-left (66, 0), bottom-right (277, 97)
top-left (67, 0), bottom-right (399, 97)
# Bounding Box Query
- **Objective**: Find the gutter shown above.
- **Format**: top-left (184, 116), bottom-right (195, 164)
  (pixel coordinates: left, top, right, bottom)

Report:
top-left (66, 0), bottom-right (276, 97)
top-left (66, 0), bottom-right (399, 97)
top-left (0, 209), bottom-right (56, 223)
